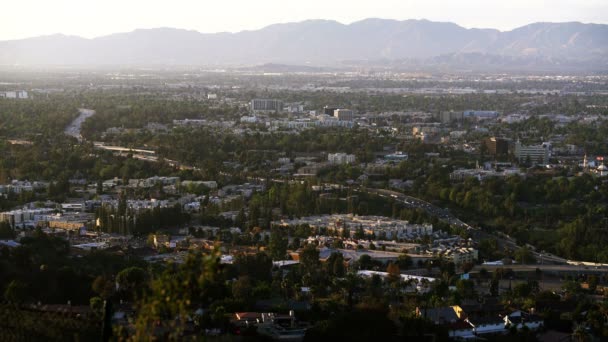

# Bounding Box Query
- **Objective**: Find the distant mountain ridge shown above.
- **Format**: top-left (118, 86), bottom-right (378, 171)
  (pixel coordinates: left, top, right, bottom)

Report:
top-left (0, 19), bottom-right (607, 71)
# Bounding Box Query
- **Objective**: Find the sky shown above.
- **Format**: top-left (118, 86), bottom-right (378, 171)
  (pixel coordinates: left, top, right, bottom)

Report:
top-left (1, 0), bottom-right (607, 40)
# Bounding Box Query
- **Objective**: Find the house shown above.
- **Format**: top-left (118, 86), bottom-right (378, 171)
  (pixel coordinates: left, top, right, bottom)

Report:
top-left (417, 306), bottom-right (475, 339)
top-left (233, 312), bottom-right (263, 326)
top-left (460, 297), bottom-right (505, 318)
top-left (466, 316), bottom-right (506, 336)
top-left (504, 310), bottom-right (543, 331)
top-left (446, 320), bottom-right (475, 339)
top-left (416, 306), bottom-right (464, 325)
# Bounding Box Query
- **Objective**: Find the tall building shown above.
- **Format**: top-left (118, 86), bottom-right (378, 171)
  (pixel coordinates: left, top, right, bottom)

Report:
top-left (514, 141), bottom-right (550, 165)
top-left (438, 111), bottom-right (464, 123)
top-left (250, 99), bottom-right (283, 113)
top-left (333, 109), bottom-right (354, 121)
top-left (323, 106), bottom-right (339, 115)
top-left (484, 137), bottom-right (509, 156)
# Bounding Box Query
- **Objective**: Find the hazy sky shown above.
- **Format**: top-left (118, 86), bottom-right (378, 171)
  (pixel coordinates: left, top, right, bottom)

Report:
top-left (1, 0), bottom-right (607, 40)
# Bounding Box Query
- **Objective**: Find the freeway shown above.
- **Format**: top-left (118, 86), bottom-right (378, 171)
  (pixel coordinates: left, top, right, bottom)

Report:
top-left (357, 187), bottom-right (472, 230)
top-left (92, 142), bottom-right (198, 171)
top-left (356, 187), bottom-right (570, 265)
top-left (473, 263), bottom-right (608, 274)
top-left (92, 142), bottom-right (155, 155)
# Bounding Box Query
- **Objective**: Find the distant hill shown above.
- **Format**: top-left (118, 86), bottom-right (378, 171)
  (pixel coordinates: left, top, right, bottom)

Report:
top-left (1, 19), bottom-right (607, 71)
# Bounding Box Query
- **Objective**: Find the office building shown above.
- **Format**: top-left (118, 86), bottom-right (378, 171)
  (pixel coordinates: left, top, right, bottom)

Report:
top-left (484, 137), bottom-right (509, 156)
top-left (250, 99), bottom-right (283, 113)
top-left (463, 110), bottom-right (499, 119)
top-left (0, 91), bottom-right (28, 99)
top-left (438, 111), bottom-right (464, 123)
top-left (323, 106), bottom-right (339, 115)
top-left (514, 141), bottom-right (550, 165)
top-left (333, 109), bottom-right (354, 121)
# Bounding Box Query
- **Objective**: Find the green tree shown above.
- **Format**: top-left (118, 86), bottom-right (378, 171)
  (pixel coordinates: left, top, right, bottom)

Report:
top-left (0, 221), bottom-right (15, 239)
top-left (326, 252), bottom-right (346, 277)
top-left (268, 228), bottom-right (288, 260)
top-left (232, 276), bottom-right (253, 303)
top-left (300, 244), bottom-right (320, 278)
top-left (4, 280), bottom-right (29, 303)
top-left (515, 246), bottom-right (536, 265)
top-left (397, 254), bottom-right (413, 270)
top-left (130, 250), bottom-right (225, 340)
top-left (116, 266), bottom-right (147, 300)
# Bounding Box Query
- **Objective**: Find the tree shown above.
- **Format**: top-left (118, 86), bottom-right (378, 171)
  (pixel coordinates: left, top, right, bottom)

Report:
top-left (0, 221), bottom-right (15, 239)
top-left (354, 225), bottom-right (365, 239)
top-left (96, 179), bottom-right (103, 195)
top-left (397, 254), bottom-right (412, 270)
top-left (130, 250), bottom-right (225, 340)
top-left (386, 262), bottom-right (400, 284)
top-left (515, 246), bottom-right (536, 265)
top-left (300, 244), bottom-right (320, 278)
top-left (331, 239), bottom-right (344, 249)
top-left (304, 308), bottom-right (397, 340)
top-left (572, 324), bottom-right (590, 342)
top-left (92, 275), bottom-right (115, 299)
top-left (90, 296), bottom-right (104, 316)
top-left (116, 266), bottom-right (147, 300)
top-left (291, 237), bottom-right (301, 250)
top-left (4, 280), bottom-right (29, 303)
top-left (234, 252), bottom-right (272, 283)
top-left (341, 228), bottom-right (351, 239)
top-left (335, 272), bottom-right (362, 310)
top-left (358, 254), bottom-right (378, 270)
top-left (326, 252), bottom-right (346, 277)
top-left (456, 279), bottom-right (476, 299)
top-left (232, 276), bottom-right (253, 303)
top-left (563, 280), bottom-right (582, 297)
top-left (268, 228), bottom-right (288, 260)
top-left (587, 275), bottom-right (599, 292)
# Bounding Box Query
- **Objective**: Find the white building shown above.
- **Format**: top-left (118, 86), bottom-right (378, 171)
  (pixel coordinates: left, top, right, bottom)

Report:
top-left (514, 141), bottom-right (551, 164)
top-left (446, 248), bottom-right (479, 265)
top-left (0, 91), bottom-right (28, 99)
top-left (240, 116), bottom-right (260, 123)
top-left (328, 153), bottom-right (355, 164)
top-left (285, 103), bottom-right (305, 113)
top-left (385, 152), bottom-right (408, 161)
top-left (0, 208), bottom-right (55, 227)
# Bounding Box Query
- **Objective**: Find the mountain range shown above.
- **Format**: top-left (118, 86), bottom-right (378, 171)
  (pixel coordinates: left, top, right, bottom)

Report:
top-left (1, 19), bottom-right (607, 71)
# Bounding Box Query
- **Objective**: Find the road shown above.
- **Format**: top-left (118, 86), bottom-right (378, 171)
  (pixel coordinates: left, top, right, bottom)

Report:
top-left (92, 142), bottom-right (198, 171)
top-left (64, 108), bottom-right (95, 142)
top-left (358, 187), bottom-right (472, 230)
top-left (473, 263), bottom-right (608, 274)
top-left (356, 187), bottom-right (573, 265)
